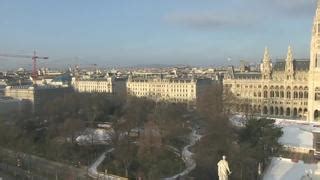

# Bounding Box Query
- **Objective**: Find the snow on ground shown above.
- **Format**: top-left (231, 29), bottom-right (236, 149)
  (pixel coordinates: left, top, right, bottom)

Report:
top-left (274, 118), bottom-right (320, 151)
top-left (230, 115), bottom-right (318, 150)
top-left (229, 114), bottom-right (246, 127)
top-left (279, 125), bottom-right (313, 150)
top-left (87, 148), bottom-right (124, 180)
top-left (76, 128), bottom-right (112, 145)
top-left (263, 157), bottom-right (320, 180)
top-left (230, 115), bottom-right (320, 179)
top-left (163, 130), bottom-right (202, 180)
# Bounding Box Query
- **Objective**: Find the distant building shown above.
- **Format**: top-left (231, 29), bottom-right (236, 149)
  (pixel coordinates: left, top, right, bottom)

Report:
top-left (71, 77), bottom-right (127, 96)
top-left (223, 2), bottom-right (320, 122)
top-left (4, 85), bottom-right (72, 111)
top-left (47, 74), bottom-right (72, 87)
top-left (126, 76), bottom-right (212, 105)
top-left (0, 79), bottom-right (6, 86)
top-left (32, 73), bottom-right (72, 87)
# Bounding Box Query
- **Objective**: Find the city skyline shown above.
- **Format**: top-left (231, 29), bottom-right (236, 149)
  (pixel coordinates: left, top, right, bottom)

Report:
top-left (0, 0), bottom-right (317, 69)
top-left (1, 1), bottom-right (320, 179)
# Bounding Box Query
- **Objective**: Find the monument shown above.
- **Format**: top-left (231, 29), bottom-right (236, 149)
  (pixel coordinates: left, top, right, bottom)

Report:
top-left (217, 155), bottom-right (231, 180)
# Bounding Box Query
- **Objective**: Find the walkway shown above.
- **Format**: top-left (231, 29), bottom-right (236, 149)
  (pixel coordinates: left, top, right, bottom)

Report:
top-left (88, 130), bottom-right (202, 180)
top-left (163, 129), bottom-right (202, 180)
top-left (88, 148), bottom-right (127, 180)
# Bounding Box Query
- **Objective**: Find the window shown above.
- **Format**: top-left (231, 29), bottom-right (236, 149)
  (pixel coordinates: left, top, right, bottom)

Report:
top-left (299, 92), bottom-right (303, 99)
top-left (316, 93), bottom-right (320, 101)
top-left (287, 91), bottom-right (291, 99)
top-left (270, 91), bottom-right (274, 98)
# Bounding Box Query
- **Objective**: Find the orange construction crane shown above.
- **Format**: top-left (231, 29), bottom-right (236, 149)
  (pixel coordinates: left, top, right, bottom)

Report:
top-left (0, 51), bottom-right (48, 78)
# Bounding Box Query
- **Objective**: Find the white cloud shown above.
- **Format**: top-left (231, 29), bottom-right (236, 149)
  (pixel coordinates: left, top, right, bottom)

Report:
top-left (164, 11), bottom-right (257, 30)
top-left (273, 0), bottom-right (313, 8)
top-left (264, 0), bottom-right (315, 16)
top-left (164, 0), bottom-right (317, 30)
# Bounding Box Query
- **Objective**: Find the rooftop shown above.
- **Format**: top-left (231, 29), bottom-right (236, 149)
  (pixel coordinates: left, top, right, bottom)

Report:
top-left (273, 59), bottom-right (310, 71)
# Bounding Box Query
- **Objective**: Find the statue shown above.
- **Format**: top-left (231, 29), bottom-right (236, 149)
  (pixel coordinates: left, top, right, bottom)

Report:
top-left (217, 155), bottom-right (231, 180)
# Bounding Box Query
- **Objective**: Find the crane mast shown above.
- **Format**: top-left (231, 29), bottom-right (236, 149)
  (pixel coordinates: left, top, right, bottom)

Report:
top-left (0, 51), bottom-right (48, 78)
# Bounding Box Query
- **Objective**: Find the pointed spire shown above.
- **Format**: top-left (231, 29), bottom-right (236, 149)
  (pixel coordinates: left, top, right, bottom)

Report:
top-left (318, 0), bottom-right (320, 8)
top-left (285, 45), bottom-right (294, 79)
top-left (263, 47), bottom-right (270, 62)
top-left (261, 47), bottom-right (272, 79)
top-left (286, 45), bottom-right (293, 62)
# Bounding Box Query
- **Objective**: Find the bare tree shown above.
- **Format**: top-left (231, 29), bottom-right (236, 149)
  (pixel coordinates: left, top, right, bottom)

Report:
top-left (60, 118), bottom-right (85, 144)
top-left (138, 119), bottom-right (162, 157)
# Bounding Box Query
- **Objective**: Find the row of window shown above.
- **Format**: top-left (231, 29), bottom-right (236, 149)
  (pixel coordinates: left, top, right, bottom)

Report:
top-left (130, 80), bottom-right (192, 84)
top-left (237, 104), bottom-right (308, 117)
top-left (128, 88), bottom-right (194, 93)
top-left (237, 90), bottom-right (309, 99)
top-left (76, 81), bottom-right (112, 85)
top-left (128, 91), bottom-right (193, 98)
top-left (128, 84), bottom-right (194, 88)
top-left (267, 91), bottom-right (308, 99)
top-left (78, 89), bottom-right (112, 93)
top-left (232, 83), bottom-right (309, 91)
top-left (235, 84), bottom-right (261, 88)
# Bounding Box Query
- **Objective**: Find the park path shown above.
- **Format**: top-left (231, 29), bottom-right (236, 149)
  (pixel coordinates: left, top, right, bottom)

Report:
top-left (87, 148), bottom-right (127, 180)
top-left (88, 130), bottom-right (202, 180)
top-left (88, 148), bottom-right (114, 179)
top-left (163, 129), bottom-right (202, 180)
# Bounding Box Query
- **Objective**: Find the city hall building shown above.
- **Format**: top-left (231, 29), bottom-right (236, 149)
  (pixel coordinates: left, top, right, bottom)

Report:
top-left (223, 2), bottom-right (320, 122)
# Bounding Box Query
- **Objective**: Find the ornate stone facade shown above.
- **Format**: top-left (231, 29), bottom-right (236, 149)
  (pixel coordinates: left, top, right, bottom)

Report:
top-left (223, 2), bottom-right (320, 122)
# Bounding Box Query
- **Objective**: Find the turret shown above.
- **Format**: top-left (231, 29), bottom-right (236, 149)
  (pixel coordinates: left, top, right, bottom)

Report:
top-left (261, 47), bottom-right (272, 79)
top-left (285, 46), bottom-right (294, 80)
top-left (310, 0), bottom-right (320, 69)
top-left (308, 0), bottom-right (320, 122)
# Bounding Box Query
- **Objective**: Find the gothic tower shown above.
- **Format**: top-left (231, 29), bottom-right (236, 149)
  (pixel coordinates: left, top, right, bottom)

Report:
top-left (308, 1), bottom-right (320, 121)
top-left (285, 46), bottom-right (294, 80)
top-left (261, 47), bottom-right (272, 80)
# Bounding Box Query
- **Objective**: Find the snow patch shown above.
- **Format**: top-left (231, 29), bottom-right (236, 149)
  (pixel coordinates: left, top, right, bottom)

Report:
top-left (76, 128), bottom-right (112, 145)
top-left (263, 157), bottom-right (320, 180)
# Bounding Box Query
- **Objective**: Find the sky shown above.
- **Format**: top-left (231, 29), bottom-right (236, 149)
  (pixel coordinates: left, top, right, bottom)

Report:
top-left (0, 0), bottom-right (318, 69)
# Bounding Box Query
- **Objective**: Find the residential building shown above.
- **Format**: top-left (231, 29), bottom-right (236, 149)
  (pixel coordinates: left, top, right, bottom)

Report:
top-left (4, 85), bottom-right (72, 111)
top-left (71, 77), bottom-right (127, 96)
top-left (126, 76), bottom-right (212, 105)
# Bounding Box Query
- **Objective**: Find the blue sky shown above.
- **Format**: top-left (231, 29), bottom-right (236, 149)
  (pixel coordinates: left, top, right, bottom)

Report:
top-left (0, 0), bottom-right (317, 69)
